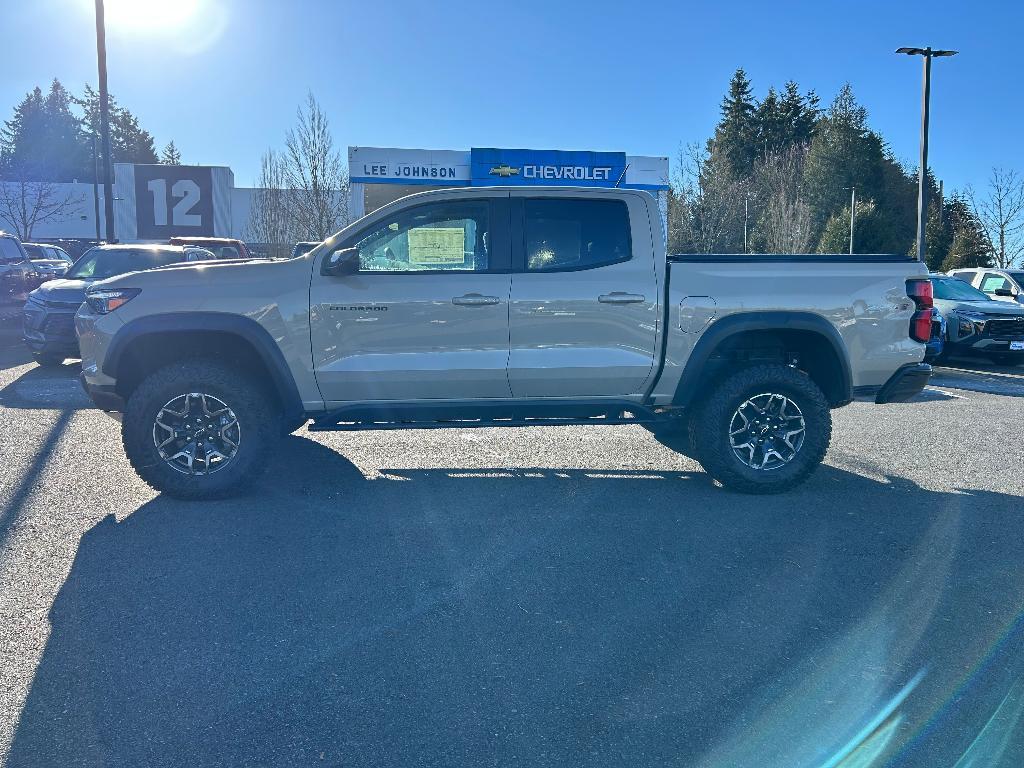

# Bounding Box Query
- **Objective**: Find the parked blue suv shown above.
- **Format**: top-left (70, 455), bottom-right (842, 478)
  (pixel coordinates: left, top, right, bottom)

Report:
top-left (22, 244), bottom-right (211, 366)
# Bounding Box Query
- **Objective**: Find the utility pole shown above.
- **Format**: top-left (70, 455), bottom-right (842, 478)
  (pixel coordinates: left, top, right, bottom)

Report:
top-left (94, 0), bottom-right (115, 242)
top-left (896, 46), bottom-right (958, 261)
top-left (845, 186), bottom-right (856, 254)
top-left (92, 133), bottom-right (101, 241)
top-left (744, 196), bottom-right (749, 254)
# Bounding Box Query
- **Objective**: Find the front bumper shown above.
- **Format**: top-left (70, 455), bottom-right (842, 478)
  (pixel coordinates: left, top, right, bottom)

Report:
top-left (80, 373), bottom-right (125, 412)
top-left (875, 363), bottom-right (932, 404)
top-left (22, 305), bottom-right (81, 356)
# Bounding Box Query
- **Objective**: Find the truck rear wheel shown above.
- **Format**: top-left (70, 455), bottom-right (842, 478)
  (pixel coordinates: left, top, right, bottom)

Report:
top-left (693, 364), bottom-right (831, 494)
top-left (122, 359), bottom-right (279, 499)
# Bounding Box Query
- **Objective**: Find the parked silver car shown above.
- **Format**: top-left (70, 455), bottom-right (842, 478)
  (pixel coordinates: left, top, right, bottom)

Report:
top-left (929, 275), bottom-right (1024, 365)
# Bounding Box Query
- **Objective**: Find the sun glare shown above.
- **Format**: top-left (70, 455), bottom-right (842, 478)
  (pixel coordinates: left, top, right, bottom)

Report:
top-left (101, 0), bottom-right (202, 31)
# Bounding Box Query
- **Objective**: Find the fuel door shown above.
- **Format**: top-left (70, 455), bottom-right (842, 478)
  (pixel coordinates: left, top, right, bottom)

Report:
top-left (679, 296), bottom-right (717, 334)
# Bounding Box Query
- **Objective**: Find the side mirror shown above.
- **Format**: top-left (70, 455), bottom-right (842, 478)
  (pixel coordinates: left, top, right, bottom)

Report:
top-left (321, 246), bottom-right (360, 276)
top-left (994, 287), bottom-right (1014, 297)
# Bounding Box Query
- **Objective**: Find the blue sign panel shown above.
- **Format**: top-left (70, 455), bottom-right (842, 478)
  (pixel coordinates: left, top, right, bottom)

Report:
top-left (470, 148), bottom-right (628, 187)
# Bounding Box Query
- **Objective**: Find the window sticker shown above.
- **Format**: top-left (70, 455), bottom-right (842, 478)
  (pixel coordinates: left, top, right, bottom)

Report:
top-left (408, 227), bottom-right (465, 265)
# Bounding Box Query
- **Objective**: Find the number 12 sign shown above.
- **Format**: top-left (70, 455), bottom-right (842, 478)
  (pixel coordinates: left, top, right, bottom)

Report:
top-left (134, 165), bottom-right (214, 238)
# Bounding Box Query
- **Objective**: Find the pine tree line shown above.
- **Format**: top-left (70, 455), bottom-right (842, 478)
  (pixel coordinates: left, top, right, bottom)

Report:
top-left (0, 79), bottom-right (182, 184)
top-left (670, 69), bottom-right (993, 271)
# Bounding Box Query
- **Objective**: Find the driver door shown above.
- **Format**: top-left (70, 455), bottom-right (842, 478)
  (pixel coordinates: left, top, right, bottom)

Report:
top-left (310, 195), bottom-right (513, 403)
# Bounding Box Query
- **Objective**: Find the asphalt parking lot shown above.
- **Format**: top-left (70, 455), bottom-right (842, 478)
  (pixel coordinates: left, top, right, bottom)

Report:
top-left (0, 324), bottom-right (1022, 768)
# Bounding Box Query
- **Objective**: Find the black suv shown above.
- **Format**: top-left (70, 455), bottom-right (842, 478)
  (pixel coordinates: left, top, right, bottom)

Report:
top-left (22, 244), bottom-right (206, 366)
top-left (0, 232), bottom-right (33, 321)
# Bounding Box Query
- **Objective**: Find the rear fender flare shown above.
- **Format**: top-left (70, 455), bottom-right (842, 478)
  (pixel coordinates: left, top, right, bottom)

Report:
top-left (671, 311), bottom-right (853, 407)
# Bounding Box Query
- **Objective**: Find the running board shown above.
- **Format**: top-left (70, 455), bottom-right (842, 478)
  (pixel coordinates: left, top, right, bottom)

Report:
top-left (308, 399), bottom-right (662, 432)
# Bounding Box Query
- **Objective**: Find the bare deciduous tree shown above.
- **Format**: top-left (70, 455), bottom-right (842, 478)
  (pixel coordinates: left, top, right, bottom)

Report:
top-left (752, 144), bottom-right (813, 253)
top-left (282, 93), bottom-right (349, 241)
top-left (0, 163), bottom-right (83, 240)
top-left (247, 149), bottom-right (296, 259)
top-left (670, 143), bottom-right (744, 254)
top-left (969, 167), bottom-right (1024, 269)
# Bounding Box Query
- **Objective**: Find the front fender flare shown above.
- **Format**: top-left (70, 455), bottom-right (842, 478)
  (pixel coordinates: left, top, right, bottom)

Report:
top-left (103, 312), bottom-right (305, 420)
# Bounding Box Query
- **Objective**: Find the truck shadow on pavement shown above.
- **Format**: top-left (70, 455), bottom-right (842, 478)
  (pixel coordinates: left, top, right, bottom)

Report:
top-left (0, 358), bottom-right (90, 410)
top-left (8, 435), bottom-right (1024, 768)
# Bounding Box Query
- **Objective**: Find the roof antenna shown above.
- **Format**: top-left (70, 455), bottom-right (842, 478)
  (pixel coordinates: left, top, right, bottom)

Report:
top-left (614, 163), bottom-right (630, 188)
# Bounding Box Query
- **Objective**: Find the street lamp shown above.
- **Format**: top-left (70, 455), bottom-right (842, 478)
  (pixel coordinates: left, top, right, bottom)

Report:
top-left (896, 46), bottom-right (958, 262)
top-left (94, 0), bottom-right (115, 242)
top-left (842, 186), bottom-right (856, 254)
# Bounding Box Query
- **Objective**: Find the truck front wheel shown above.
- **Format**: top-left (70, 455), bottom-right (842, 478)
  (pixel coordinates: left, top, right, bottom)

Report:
top-left (122, 359), bottom-right (279, 499)
top-left (693, 364), bottom-right (831, 494)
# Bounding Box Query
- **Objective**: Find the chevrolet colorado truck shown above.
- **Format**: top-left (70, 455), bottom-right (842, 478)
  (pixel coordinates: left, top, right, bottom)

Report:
top-left (76, 187), bottom-right (933, 499)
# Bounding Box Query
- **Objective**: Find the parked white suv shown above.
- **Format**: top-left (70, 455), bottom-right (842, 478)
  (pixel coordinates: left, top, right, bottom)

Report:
top-left (948, 268), bottom-right (1024, 305)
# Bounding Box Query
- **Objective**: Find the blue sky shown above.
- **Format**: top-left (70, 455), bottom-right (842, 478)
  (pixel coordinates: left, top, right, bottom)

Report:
top-left (4, 0), bottom-right (1021, 192)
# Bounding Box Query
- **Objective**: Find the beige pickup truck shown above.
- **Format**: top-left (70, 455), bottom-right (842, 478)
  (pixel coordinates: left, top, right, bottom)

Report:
top-left (76, 187), bottom-right (933, 499)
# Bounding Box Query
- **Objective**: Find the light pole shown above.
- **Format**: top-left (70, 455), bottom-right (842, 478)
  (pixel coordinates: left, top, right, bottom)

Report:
top-left (743, 193), bottom-right (755, 254)
top-left (896, 46), bottom-right (957, 262)
top-left (843, 186), bottom-right (856, 254)
top-left (91, 133), bottom-right (101, 241)
top-left (744, 196), bottom-right (749, 254)
top-left (94, 0), bottom-right (115, 242)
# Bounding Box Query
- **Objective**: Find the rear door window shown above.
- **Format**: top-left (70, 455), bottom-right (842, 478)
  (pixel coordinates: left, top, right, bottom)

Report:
top-left (524, 198), bottom-right (631, 272)
top-left (981, 273), bottom-right (1011, 294)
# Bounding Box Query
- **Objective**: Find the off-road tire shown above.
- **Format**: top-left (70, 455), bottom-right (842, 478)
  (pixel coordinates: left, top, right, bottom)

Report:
top-left (692, 364), bottom-right (831, 494)
top-left (122, 359), bottom-right (278, 499)
top-left (33, 352), bottom-right (64, 367)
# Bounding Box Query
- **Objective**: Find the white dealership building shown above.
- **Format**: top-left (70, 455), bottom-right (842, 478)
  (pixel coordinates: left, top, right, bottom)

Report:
top-left (0, 146), bottom-right (669, 243)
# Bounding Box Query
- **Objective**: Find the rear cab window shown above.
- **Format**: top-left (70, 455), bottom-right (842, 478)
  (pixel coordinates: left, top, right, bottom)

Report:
top-left (524, 198), bottom-right (631, 272)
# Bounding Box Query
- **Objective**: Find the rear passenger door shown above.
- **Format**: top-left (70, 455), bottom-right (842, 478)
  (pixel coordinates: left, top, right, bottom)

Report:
top-left (507, 193), bottom-right (659, 398)
top-left (979, 272), bottom-right (1016, 303)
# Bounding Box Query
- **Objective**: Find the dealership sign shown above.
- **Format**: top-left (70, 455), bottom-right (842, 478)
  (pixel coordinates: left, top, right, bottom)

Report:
top-left (112, 163), bottom-right (233, 241)
top-left (471, 148), bottom-right (627, 187)
top-left (349, 147), bottom-right (637, 189)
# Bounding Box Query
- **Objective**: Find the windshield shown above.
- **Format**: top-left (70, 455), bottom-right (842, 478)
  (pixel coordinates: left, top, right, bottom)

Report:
top-left (65, 248), bottom-right (185, 280)
top-left (1008, 272), bottom-right (1024, 288)
top-left (930, 277), bottom-right (991, 302)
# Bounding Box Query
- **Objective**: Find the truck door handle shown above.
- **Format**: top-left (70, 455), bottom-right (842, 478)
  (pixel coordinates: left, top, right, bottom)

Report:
top-left (452, 293), bottom-right (501, 306)
top-left (598, 292), bottom-right (645, 304)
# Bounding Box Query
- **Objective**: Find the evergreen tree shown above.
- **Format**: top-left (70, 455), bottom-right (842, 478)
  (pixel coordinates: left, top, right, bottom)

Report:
top-left (1, 80), bottom-right (88, 181)
top-left (780, 81), bottom-right (819, 147)
top-left (161, 140), bottom-right (182, 165)
top-left (817, 200), bottom-right (891, 253)
top-left (917, 198), bottom-right (951, 271)
top-left (75, 85), bottom-right (159, 166)
top-left (755, 87), bottom-right (787, 158)
top-left (941, 195), bottom-right (992, 270)
top-left (711, 69), bottom-right (758, 179)
top-left (802, 84), bottom-right (889, 247)
top-left (0, 87), bottom-right (45, 175)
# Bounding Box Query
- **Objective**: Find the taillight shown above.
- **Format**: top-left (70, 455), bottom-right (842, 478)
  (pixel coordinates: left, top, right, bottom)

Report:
top-left (910, 310), bottom-right (932, 343)
top-left (907, 279), bottom-right (933, 310)
top-left (907, 279), bottom-right (934, 343)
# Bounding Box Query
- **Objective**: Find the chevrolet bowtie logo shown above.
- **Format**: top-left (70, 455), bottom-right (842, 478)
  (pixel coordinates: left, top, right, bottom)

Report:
top-left (489, 164), bottom-right (520, 177)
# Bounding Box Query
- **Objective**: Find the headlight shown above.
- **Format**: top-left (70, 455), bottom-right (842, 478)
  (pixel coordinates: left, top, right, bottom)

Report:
top-left (954, 310), bottom-right (986, 337)
top-left (85, 288), bottom-right (140, 314)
